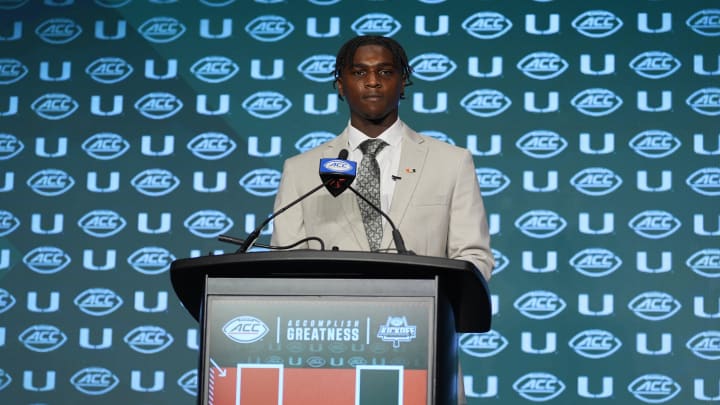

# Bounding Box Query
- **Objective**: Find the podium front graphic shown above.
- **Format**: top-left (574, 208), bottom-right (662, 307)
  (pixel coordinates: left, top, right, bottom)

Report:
top-left (171, 251), bottom-right (491, 405)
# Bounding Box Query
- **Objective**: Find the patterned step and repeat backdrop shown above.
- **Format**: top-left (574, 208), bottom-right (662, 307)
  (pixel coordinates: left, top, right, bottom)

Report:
top-left (1, 0), bottom-right (718, 404)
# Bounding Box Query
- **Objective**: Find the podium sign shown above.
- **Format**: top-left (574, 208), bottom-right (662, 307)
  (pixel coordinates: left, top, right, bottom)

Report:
top-left (202, 278), bottom-right (436, 405)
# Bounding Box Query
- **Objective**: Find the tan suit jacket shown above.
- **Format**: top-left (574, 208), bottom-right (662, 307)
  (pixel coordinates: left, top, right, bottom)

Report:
top-left (271, 123), bottom-right (494, 280)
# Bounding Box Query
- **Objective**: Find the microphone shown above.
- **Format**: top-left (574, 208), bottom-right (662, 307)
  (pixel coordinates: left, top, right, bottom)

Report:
top-left (335, 149), bottom-right (413, 255)
top-left (235, 150), bottom-right (350, 253)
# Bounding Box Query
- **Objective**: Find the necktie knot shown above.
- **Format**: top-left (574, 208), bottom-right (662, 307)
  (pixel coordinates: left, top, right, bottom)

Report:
top-left (359, 139), bottom-right (387, 158)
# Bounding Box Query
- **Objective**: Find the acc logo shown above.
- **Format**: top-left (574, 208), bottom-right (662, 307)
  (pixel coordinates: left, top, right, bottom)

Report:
top-left (322, 159), bottom-right (354, 173)
top-left (410, 53), bottom-right (457, 81)
top-left (71, 367), bottom-right (119, 395)
top-left (135, 92), bottom-right (183, 119)
top-left (491, 249), bottom-right (509, 275)
top-left (239, 168), bottom-right (281, 196)
top-left (351, 13), bottom-right (402, 37)
top-left (460, 89), bottom-right (511, 117)
top-left (0, 368), bottom-right (10, 391)
top-left (306, 356), bottom-right (326, 368)
top-left (31, 93), bottom-right (79, 120)
top-left (515, 210), bottom-right (567, 239)
top-left (307, 0), bottom-right (340, 4)
top-left (177, 370), bottom-right (198, 397)
top-left (139, 17), bottom-right (186, 43)
top-left (95, 0), bottom-right (133, 7)
top-left (686, 9), bottom-right (720, 37)
top-left (629, 51), bottom-right (681, 79)
top-left (190, 56), bottom-right (239, 83)
top-left (187, 132), bottom-right (236, 160)
top-left (569, 248), bottom-right (622, 277)
top-left (513, 372), bottom-right (565, 402)
top-left (628, 210), bottom-right (681, 239)
top-left (35, 18), bottom-right (82, 44)
top-left (200, 0), bottom-right (235, 5)
top-left (0, 58), bottom-right (28, 84)
top-left (85, 57), bottom-right (133, 84)
top-left (127, 246), bottom-right (176, 275)
top-left (131, 168), bottom-right (180, 196)
top-left (78, 209), bottom-right (127, 238)
top-left (686, 331), bottom-right (720, 360)
top-left (459, 330), bottom-right (508, 358)
top-left (570, 167), bottom-right (622, 196)
top-left (462, 12), bottom-right (512, 39)
top-left (242, 91), bottom-right (292, 119)
top-left (513, 291), bottom-right (566, 319)
top-left (517, 52), bottom-right (568, 80)
top-left (22, 246), bottom-right (71, 274)
top-left (628, 374), bottom-right (681, 403)
top-left (297, 55), bottom-right (335, 83)
top-left (124, 325), bottom-right (174, 354)
top-left (629, 130), bottom-right (681, 158)
top-left (245, 15), bottom-right (294, 42)
top-left (27, 169), bottom-right (75, 196)
top-left (569, 329), bottom-right (622, 359)
top-left (82, 133), bottom-right (130, 160)
top-left (686, 248), bottom-right (720, 278)
top-left (475, 168), bottom-right (510, 196)
top-left (0, 289), bottom-right (17, 314)
top-left (571, 88), bottom-right (622, 117)
top-left (0, 134), bottom-right (24, 160)
top-left (572, 10), bottom-right (623, 38)
top-left (223, 316), bottom-right (269, 343)
top-left (686, 87), bottom-right (720, 116)
top-left (183, 210), bottom-right (233, 238)
top-left (686, 167), bottom-right (720, 196)
top-left (628, 291), bottom-right (681, 321)
top-left (295, 131), bottom-right (335, 152)
top-left (422, 131), bottom-right (455, 145)
top-left (0, 0), bottom-right (29, 9)
top-left (74, 288), bottom-right (123, 316)
top-left (0, 210), bottom-right (20, 237)
top-left (19, 324), bottom-right (67, 352)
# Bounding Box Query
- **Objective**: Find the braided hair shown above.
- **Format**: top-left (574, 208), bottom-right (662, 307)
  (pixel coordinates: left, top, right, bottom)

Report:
top-left (333, 35), bottom-right (414, 100)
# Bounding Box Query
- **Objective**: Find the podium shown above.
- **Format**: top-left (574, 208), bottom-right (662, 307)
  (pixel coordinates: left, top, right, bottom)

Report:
top-left (170, 250), bottom-right (491, 405)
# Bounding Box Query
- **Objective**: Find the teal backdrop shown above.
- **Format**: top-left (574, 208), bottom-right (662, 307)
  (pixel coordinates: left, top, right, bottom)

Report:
top-left (0, 0), bottom-right (718, 404)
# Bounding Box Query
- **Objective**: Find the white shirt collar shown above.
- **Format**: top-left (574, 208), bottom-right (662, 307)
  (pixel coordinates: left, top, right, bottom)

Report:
top-left (347, 118), bottom-right (404, 152)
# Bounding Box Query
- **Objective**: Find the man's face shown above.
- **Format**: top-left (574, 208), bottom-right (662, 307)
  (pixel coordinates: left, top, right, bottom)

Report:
top-left (337, 44), bottom-right (405, 128)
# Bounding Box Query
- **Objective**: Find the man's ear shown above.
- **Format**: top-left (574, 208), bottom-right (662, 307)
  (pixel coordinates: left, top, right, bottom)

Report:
top-left (336, 78), bottom-right (344, 97)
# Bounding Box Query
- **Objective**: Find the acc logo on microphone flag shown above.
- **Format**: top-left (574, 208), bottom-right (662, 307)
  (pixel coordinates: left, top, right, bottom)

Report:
top-left (320, 158), bottom-right (356, 174)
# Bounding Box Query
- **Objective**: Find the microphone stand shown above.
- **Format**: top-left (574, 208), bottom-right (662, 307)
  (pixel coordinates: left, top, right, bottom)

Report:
top-left (347, 185), bottom-right (413, 255)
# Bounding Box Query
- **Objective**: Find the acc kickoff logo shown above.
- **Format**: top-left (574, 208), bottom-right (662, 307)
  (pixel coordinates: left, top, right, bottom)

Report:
top-left (86, 57), bottom-right (133, 84)
top-left (628, 291), bottom-right (681, 321)
top-left (571, 88), bottom-right (622, 116)
top-left (686, 248), bottom-right (720, 278)
top-left (139, 17), bottom-right (186, 43)
top-left (462, 12), bottom-right (512, 39)
top-left (514, 290), bottom-right (566, 319)
top-left (460, 89), bottom-right (511, 117)
top-left (569, 248), bottom-right (621, 277)
top-left (242, 91), bottom-right (292, 119)
top-left (377, 316), bottom-right (417, 348)
top-left (35, 18), bottom-right (82, 44)
top-left (628, 374), bottom-right (681, 403)
top-left (515, 210), bottom-right (567, 239)
top-left (131, 168), bottom-right (180, 196)
top-left (628, 210), bottom-right (681, 239)
top-left (78, 210), bottom-right (127, 238)
top-left (245, 15), bottom-right (294, 41)
top-left (187, 132), bottom-right (237, 160)
top-left (223, 316), bottom-right (269, 343)
top-left (459, 330), bottom-right (508, 358)
top-left (570, 167), bottom-right (622, 196)
top-left (686, 87), bottom-right (720, 116)
top-left (127, 246), bottom-right (176, 275)
top-left (410, 53), bottom-right (457, 81)
top-left (74, 288), bottom-right (123, 316)
top-left (629, 51), bottom-right (681, 79)
top-left (184, 210), bottom-right (233, 238)
top-left (297, 55), bottom-right (335, 82)
top-left (572, 10), bottom-right (623, 38)
top-left (513, 372), bottom-right (565, 402)
top-left (0, 58), bottom-right (28, 84)
top-left (71, 367), bottom-right (119, 395)
top-left (82, 133), bottom-right (130, 160)
top-left (23, 246), bottom-right (71, 274)
top-left (0, 134), bottom-right (24, 160)
top-left (239, 168), bottom-right (281, 196)
top-left (190, 56), bottom-right (239, 83)
top-left (134, 92), bottom-right (183, 119)
top-left (351, 13), bottom-right (402, 37)
top-left (124, 326), bottom-right (174, 353)
top-left (569, 329), bottom-right (622, 359)
top-left (516, 131), bottom-right (567, 158)
top-left (19, 324), bottom-right (67, 352)
top-left (27, 169), bottom-right (75, 196)
top-left (686, 9), bottom-right (720, 37)
top-left (629, 130), bottom-right (681, 158)
top-left (517, 52), bottom-right (568, 80)
top-left (31, 93), bottom-right (79, 120)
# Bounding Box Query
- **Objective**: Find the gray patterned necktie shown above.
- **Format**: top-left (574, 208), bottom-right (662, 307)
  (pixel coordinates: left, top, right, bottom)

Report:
top-left (356, 139), bottom-right (388, 251)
